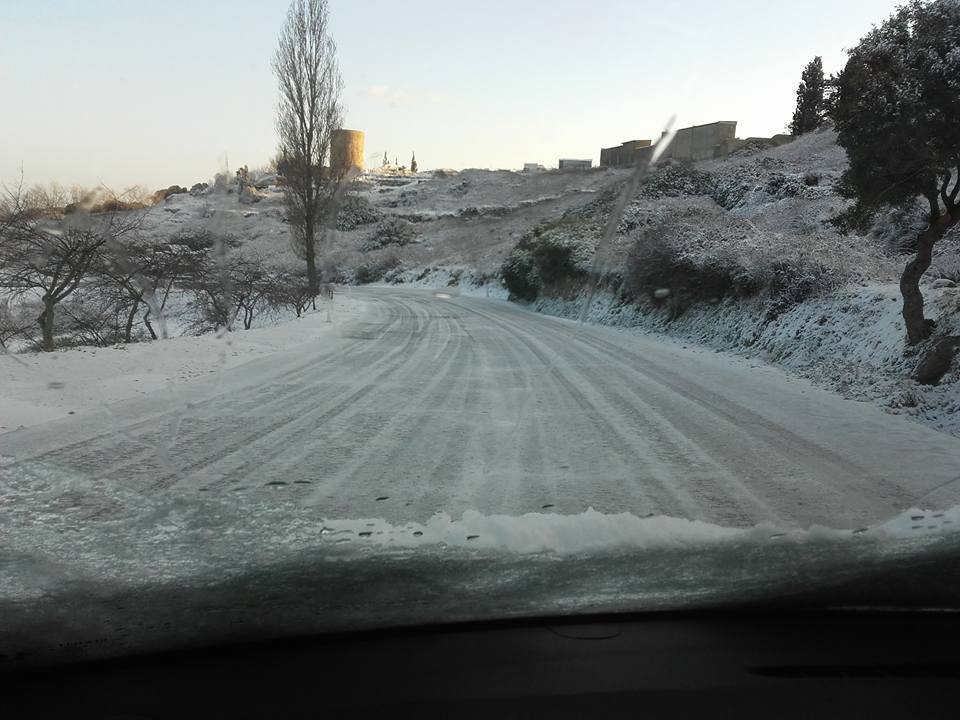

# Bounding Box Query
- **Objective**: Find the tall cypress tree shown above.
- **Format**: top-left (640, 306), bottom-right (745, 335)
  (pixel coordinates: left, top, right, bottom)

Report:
top-left (790, 56), bottom-right (825, 136)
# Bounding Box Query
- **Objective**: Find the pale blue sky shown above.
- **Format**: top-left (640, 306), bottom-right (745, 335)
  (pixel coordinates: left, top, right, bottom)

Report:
top-left (0, 0), bottom-right (901, 190)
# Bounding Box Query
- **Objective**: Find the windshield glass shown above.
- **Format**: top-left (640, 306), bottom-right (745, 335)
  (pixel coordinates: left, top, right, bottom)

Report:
top-left (3, 0), bottom-right (960, 667)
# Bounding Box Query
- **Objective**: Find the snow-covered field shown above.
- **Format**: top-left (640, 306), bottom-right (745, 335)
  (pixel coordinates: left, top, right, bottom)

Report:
top-left (0, 293), bottom-right (368, 432)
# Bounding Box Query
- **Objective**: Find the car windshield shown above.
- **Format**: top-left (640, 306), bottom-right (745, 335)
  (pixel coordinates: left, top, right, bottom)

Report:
top-left (2, 0), bottom-right (960, 667)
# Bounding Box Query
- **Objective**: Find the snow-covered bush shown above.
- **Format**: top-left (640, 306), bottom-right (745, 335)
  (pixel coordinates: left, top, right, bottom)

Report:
top-left (353, 251), bottom-right (402, 284)
top-left (866, 200), bottom-right (928, 255)
top-left (529, 231), bottom-right (591, 285)
top-left (930, 228), bottom-right (960, 282)
top-left (336, 195), bottom-right (381, 231)
top-left (621, 207), bottom-right (880, 316)
top-left (623, 224), bottom-right (739, 310)
top-left (500, 220), bottom-right (593, 301)
top-left (639, 164), bottom-right (711, 199)
top-left (500, 249), bottom-right (541, 301)
top-left (361, 217), bottom-right (417, 252)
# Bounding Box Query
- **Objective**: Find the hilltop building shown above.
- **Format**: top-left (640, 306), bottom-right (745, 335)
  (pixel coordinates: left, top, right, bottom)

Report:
top-left (599, 121), bottom-right (792, 168)
top-left (558, 158), bottom-right (593, 170)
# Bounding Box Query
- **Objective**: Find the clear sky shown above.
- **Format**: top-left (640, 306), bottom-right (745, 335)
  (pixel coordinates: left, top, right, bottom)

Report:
top-left (0, 0), bottom-right (902, 191)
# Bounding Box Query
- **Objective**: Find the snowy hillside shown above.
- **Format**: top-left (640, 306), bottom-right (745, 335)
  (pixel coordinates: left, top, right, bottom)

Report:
top-left (11, 127), bottom-right (959, 437)
top-left (134, 164), bottom-right (634, 286)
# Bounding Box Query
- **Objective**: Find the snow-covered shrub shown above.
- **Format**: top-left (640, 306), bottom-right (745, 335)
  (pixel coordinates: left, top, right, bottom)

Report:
top-left (621, 207), bottom-right (877, 316)
top-left (361, 217), bottom-right (417, 252)
top-left (708, 161), bottom-right (817, 211)
top-left (639, 164), bottom-right (711, 199)
top-left (865, 200), bottom-right (928, 254)
top-left (930, 227), bottom-right (960, 282)
top-left (708, 172), bottom-right (754, 210)
top-left (500, 219), bottom-right (594, 301)
top-left (763, 173), bottom-right (806, 199)
top-left (353, 252), bottom-right (402, 284)
top-left (336, 195), bottom-right (381, 231)
top-left (623, 225), bottom-right (737, 310)
top-left (500, 249), bottom-right (541, 301)
top-left (529, 231), bottom-right (591, 285)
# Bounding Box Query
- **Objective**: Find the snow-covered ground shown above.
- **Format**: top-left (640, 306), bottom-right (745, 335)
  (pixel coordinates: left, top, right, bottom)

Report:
top-left (0, 293), bottom-right (368, 433)
top-left (11, 128), bottom-right (957, 441)
top-left (4, 287), bottom-right (960, 668)
top-left (532, 281), bottom-right (960, 437)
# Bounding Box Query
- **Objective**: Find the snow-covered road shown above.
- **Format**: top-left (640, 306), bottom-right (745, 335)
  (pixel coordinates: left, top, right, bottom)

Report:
top-left (4, 287), bottom-right (960, 530)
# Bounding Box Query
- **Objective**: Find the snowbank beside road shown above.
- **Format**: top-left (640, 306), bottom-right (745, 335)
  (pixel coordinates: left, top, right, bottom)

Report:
top-left (531, 282), bottom-right (960, 437)
top-left (0, 294), bottom-right (368, 434)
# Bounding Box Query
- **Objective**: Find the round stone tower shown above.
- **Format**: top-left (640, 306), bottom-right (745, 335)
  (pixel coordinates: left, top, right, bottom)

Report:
top-left (331, 129), bottom-right (365, 176)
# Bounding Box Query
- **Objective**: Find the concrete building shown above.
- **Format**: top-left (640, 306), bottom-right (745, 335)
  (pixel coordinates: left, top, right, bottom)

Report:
top-left (660, 121), bottom-right (738, 162)
top-left (331, 129), bottom-right (365, 176)
top-left (558, 159), bottom-right (593, 170)
top-left (599, 139), bottom-right (652, 168)
top-left (523, 163), bottom-right (546, 172)
top-left (599, 122), bottom-right (793, 168)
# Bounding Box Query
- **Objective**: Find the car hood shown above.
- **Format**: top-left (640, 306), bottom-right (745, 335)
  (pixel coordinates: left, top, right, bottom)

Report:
top-left (3, 483), bottom-right (960, 669)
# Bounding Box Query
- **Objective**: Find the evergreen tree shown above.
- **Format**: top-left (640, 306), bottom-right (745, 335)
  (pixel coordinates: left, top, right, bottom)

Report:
top-left (410, 152), bottom-right (418, 173)
top-left (789, 56), bottom-right (825, 136)
top-left (829, 0), bottom-right (960, 347)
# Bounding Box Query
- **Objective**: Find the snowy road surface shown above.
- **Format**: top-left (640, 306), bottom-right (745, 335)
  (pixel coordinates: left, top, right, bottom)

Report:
top-left (4, 287), bottom-right (960, 530)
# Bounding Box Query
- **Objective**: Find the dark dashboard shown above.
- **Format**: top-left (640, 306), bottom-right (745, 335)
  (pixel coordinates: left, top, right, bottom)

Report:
top-left (4, 610), bottom-right (959, 718)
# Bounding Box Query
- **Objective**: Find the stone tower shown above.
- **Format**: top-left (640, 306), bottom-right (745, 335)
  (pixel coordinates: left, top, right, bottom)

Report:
top-left (331, 129), bottom-right (365, 176)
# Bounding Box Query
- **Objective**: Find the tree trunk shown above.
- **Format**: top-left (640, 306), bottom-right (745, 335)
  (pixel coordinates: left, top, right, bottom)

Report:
top-left (901, 198), bottom-right (952, 345)
top-left (900, 232), bottom-right (936, 345)
top-left (143, 306), bottom-right (157, 340)
top-left (304, 222), bottom-right (318, 296)
top-left (38, 299), bottom-right (55, 352)
top-left (124, 302), bottom-right (139, 343)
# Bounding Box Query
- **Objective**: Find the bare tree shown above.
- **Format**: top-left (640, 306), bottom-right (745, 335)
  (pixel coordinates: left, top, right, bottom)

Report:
top-left (263, 267), bottom-right (315, 317)
top-left (189, 254), bottom-right (272, 333)
top-left (272, 0), bottom-right (344, 295)
top-left (98, 235), bottom-right (207, 342)
top-left (0, 197), bottom-right (142, 351)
